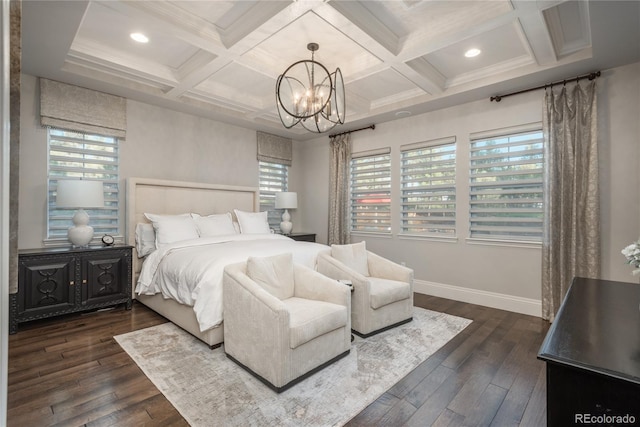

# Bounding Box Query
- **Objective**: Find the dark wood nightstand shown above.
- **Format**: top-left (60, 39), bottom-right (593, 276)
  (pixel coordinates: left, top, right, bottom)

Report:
top-left (10, 244), bottom-right (133, 333)
top-left (287, 233), bottom-right (316, 242)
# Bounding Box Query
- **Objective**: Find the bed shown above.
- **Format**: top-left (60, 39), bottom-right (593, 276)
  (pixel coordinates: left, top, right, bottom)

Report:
top-left (126, 178), bottom-right (328, 348)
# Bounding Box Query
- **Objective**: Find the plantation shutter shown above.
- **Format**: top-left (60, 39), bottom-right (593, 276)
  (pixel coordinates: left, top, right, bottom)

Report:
top-left (469, 128), bottom-right (544, 242)
top-left (350, 148), bottom-right (391, 233)
top-left (400, 137), bottom-right (456, 236)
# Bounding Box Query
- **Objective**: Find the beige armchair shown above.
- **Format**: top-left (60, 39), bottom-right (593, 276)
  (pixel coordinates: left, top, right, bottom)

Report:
top-left (317, 242), bottom-right (414, 337)
top-left (223, 253), bottom-right (351, 392)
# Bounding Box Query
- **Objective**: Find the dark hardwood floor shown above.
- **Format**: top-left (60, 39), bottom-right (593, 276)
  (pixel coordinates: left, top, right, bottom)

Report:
top-left (8, 294), bottom-right (549, 426)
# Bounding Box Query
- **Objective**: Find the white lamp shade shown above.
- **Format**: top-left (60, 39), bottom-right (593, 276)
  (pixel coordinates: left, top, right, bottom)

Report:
top-left (56, 180), bottom-right (105, 208)
top-left (275, 192), bottom-right (297, 209)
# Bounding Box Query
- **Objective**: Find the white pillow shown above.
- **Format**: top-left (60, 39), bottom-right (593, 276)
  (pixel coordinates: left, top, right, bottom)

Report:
top-left (144, 213), bottom-right (199, 246)
top-left (246, 253), bottom-right (295, 300)
top-left (234, 209), bottom-right (270, 234)
top-left (192, 213), bottom-right (237, 237)
top-left (135, 223), bottom-right (156, 257)
top-left (331, 241), bottom-right (370, 276)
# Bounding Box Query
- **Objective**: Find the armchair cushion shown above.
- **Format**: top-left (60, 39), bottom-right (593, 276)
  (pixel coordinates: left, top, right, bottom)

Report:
top-left (331, 241), bottom-right (370, 276)
top-left (284, 297), bottom-right (348, 349)
top-left (246, 253), bottom-right (294, 300)
top-left (369, 277), bottom-right (412, 309)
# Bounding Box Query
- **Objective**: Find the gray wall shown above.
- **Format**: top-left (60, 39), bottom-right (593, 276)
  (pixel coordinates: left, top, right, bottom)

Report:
top-left (295, 61), bottom-right (640, 314)
top-left (18, 61), bottom-right (640, 316)
top-left (18, 73), bottom-right (267, 249)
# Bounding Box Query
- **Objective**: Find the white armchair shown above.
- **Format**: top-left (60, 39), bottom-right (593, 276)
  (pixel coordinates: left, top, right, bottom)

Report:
top-left (317, 242), bottom-right (414, 337)
top-left (223, 253), bottom-right (351, 392)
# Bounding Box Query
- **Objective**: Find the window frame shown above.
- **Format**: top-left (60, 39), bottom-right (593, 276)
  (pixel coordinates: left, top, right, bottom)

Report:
top-left (468, 124), bottom-right (544, 244)
top-left (349, 148), bottom-right (392, 235)
top-left (46, 128), bottom-right (120, 245)
top-left (400, 137), bottom-right (457, 238)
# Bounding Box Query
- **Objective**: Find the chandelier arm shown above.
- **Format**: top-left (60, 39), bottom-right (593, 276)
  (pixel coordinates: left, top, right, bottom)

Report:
top-left (276, 43), bottom-right (345, 133)
top-left (276, 74), bottom-right (308, 118)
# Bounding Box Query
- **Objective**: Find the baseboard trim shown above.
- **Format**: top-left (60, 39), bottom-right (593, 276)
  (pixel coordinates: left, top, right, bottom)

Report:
top-left (414, 279), bottom-right (542, 318)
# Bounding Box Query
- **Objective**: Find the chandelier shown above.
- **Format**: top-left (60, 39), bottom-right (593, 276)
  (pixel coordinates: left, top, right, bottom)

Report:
top-left (276, 43), bottom-right (345, 133)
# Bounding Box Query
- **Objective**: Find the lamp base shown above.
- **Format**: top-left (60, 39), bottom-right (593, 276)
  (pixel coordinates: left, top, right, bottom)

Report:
top-left (280, 209), bottom-right (293, 235)
top-left (280, 221), bottom-right (293, 235)
top-left (68, 209), bottom-right (94, 247)
top-left (68, 225), bottom-right (94, 247)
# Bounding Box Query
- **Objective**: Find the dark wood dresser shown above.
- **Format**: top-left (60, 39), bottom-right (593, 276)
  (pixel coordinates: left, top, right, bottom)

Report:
top-left (538, 277), bottom-right (640, 426)
top-left (10, 245), bottom-right (133, 333)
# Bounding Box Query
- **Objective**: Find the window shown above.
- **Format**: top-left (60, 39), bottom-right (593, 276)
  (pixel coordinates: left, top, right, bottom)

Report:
top-left (350, 149), bottom-right (391, 233)
top-left (47, 129), bottom-right (120, 241)
top-left (400, 138), bottom-right (456, 236)
top-left (259, 161), bottom-right (288, 230)
top-left (469, 128), bottom-right (544, 242)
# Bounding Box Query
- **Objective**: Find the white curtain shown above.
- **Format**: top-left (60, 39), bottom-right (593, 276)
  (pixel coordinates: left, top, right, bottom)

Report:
top-left (542, 81), bottom-right (600, 321)
top-left (328, 133), bottom-right (351, 245)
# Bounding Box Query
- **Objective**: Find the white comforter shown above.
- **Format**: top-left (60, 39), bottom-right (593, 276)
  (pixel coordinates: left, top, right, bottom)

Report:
top-left (136, 234), bottom-right (328, 332)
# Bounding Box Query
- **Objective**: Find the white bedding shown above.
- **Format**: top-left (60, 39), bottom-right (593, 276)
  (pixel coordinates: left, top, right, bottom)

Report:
top-left (136, 234), bottom-right (328, 332)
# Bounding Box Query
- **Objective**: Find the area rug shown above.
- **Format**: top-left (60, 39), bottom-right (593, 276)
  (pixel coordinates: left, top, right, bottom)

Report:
top-left (115, 308), bottom-right (471, 426)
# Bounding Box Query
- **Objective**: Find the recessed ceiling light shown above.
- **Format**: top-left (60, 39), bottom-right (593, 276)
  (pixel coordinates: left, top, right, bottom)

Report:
top-left (465, 48), bottom-right (481, 58)
top-left (130, 33), bottom-right (149, 43)
top-left (395, 111), bottom-right (411, 118)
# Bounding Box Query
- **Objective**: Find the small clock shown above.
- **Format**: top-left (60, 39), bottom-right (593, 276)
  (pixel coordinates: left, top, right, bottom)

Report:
top-left (101, 234), bottom-right (115, 246)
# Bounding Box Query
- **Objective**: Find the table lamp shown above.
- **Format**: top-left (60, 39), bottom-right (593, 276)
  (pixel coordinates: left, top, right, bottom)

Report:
top-left (56, 179), bottom-right (105, 247)
top-left (275, 192), bottom-right (297, 235)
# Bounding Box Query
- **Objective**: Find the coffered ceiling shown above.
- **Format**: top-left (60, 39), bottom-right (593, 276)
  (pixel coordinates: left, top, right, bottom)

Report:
top-left (21, 1), bottom-right (640, 140)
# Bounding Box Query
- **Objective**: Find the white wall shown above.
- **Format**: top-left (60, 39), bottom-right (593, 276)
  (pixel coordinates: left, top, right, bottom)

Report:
top-left (297, 61), bottom-right (640, 316)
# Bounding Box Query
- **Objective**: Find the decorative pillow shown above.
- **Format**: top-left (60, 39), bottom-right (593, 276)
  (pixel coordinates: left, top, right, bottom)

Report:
top-left (192, 213), bottom-right (237, 237)
top-left (135, 223), bottom-right (156, 257)
top-left (331, 241), bottom-right (370, 276)
top-left (246, 253), bottom-right (295, 300)
top-left (234, 209), bottom-right (270, 234)
top-left (144, 213), bottom-right (199, 246)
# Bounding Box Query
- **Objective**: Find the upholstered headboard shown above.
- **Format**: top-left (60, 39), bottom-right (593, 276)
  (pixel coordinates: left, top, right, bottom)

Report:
top-left (126, 177), bottom-right (259, 279)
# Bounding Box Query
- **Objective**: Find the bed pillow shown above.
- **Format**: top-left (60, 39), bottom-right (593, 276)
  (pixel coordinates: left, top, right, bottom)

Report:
top-left (234, 209), bottom-right (270, 234)
top-left (246, 253), bottom-right (295, 300)
top-left (135, 223), bottom-right (156, 257)
top-left (144, 213), bottom-right (199, 246)
top-left (331, 241), bottom-right (370, 277)
top-left (192, 213), bottom-right (237, 237)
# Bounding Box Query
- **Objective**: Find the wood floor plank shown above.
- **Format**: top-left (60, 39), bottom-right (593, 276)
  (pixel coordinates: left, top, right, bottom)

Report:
top-left (462, 383), bottom-right (509, 426)
top-left (519, 362), bottom-right (548, 427)
top-left (404, 364), bottom-right (455, 409)
top-left (344, 392), bottom-right (401, 427)
top-left (403, 370), bottom-right (466, 427)
top-left (9, 297), bottom-right (550, 427)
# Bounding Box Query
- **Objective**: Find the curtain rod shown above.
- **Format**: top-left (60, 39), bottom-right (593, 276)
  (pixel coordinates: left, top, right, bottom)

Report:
top-left (490, 71), bottom-right (600, 102)
top-left (328, 124), bottom-right (375, 138)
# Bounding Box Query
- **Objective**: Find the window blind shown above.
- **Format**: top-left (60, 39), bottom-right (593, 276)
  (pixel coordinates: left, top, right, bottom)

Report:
top-left (259, 161), bottom-right (288, 230)
top-left (350, 149), bottom-right (391, 233)
top-left (256, 131), bottom-right (292, 166)
top-left (469, 129), bottom-right (544, 242)
top-left (401, 138), bottom-right (456, 236)
top-left (40, 78), bottom-right (126, 139)
top-left (48, 129), bottom-right (120, 241)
